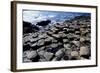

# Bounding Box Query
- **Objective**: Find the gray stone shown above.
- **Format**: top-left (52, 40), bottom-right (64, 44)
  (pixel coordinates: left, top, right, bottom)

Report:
top-left (65, 49), bottom-right (72, 59)
top-left (80, 37), bottom-right (85, 42)
top-left (81, 30), bottom-right (88, 35)
top-left (75, 31), bottom-right (80, 34)
top-left (58, 32), bottom-right (67, 38)
top-left (45, 37), bottom-right (53, 42)
top-left (50, 27), bottom-right (58, 33)
top-left (80, 46), bottom-right (90, 56)
top-left (63, 28), bottom-right (68, 31)
top-left (74, 35), bottom-right (80, 38)
top-left (24, 42), bottom-right (31, 46)
top-left (23, 58), bottom-right (32, 62)
top-left (63, 39), bottom-right (69, 43)
top-left (47, 31), bottom-right (54, 35)
top-left (65, 49), bottom-right (72, 55)
top-left (71, 51), bottom-right (79, 57)
top-left (52, 57), bottom-right (58, 61)
top-left (72, 41), bottom-right (80, 47)
top-left (55, 49), bottom-right (64, 57)
top-left (52, 34), bottom-right (60, 38)
top-left (38, 50), bottom-right (45, 56)
top-left (52, 39), bottom-right (58, 43)
top-left (86, 37), bottom-right (90, 41)
top-left (58, 42), bottom-right (63, 46)
top-left (30, 37), bottom-right (38, 42)
top-left (64, 44), bottom-right (71, 49)
top-left (67, 29), bottom-right (74, 32)
top-left (54, 24), bottom-right (65, 29)
top-left (80, 28), bottom-right (85, 31)
top-left (24, 50), bottom-right (37, 59)
top-left (23, 36), bottom-right (32, 43)
top-left (31, 42), bottom-right (37, 47)
top-left (44, 52), bottom-right (54, 61)
top-left (32, 33), bottom-right (38, 38)
top-left (38, 33), bottom-right (47, 39)
top-left (50, 43), bottom-right (58, 48)
top-left (67, 33), bottom-right (74, 39)
top-left (38, 46), bottom-right (45, 51)
top-left (37, 39), bottom-right (45, 46)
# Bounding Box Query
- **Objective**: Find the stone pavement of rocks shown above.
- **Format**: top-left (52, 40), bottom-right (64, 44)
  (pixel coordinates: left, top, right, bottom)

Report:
top-left (23, 16), bottom-right (91, 62)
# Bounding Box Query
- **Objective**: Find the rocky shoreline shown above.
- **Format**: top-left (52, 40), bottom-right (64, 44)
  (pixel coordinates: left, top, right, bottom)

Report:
top-left (23, 16), bottom-right (91, 62)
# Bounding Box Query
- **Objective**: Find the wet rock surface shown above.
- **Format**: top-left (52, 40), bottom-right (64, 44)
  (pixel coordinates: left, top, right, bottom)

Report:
top-left (23, 16), bottom-right (91, 62)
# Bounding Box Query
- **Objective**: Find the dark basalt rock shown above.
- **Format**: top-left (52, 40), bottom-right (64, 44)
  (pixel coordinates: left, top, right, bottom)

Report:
top-left (23, 21), bottom-right (39, 33)
top-left (63, 56), bottom-right (69, 60)
top-left (36, 20), bottom-right (51, 27)
top-left (70, 57), bottom-right (77, 60)
top-left (23, 44), bottom-right (31, 51)
top-left (48, 48), bottom-right (59, 54)
top-left (81, 55), bottom-right (90, 59)
top-left (31, 55), bottom-right (40, 62)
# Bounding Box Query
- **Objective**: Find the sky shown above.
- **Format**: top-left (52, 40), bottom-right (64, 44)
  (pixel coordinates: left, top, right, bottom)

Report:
top-left (23, 10), bottom-right (91, 25)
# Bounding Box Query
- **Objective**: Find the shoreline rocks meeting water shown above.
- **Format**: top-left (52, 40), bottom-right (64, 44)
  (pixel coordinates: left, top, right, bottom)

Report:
top-left (23, 15), bottom-right (91, 62)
